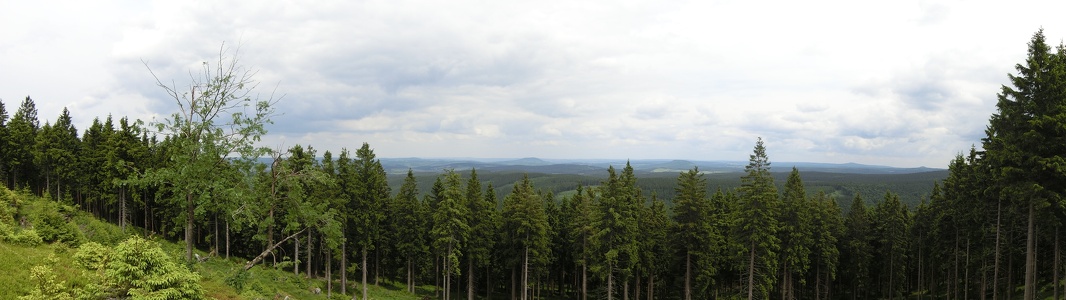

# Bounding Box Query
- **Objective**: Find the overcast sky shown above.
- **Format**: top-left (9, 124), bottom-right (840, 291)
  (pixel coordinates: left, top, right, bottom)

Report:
top-left (3, 0), bottom-right (1065, 168)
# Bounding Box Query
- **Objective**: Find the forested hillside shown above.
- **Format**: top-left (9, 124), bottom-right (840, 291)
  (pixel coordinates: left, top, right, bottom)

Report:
top-left (2, 30), bottom-right (1066, 300)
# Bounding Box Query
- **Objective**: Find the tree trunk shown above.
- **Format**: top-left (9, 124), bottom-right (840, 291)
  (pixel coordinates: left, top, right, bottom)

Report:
top-left (523, 246), bottom-right (529, 300)
top-left (362, 247), bottom-right (368, 300)
top-left (648, 273), bottom-right (654, 300)
top-left (635, 274), bottom-right (641, 300)
top-left (185, 192), bottom-right (194, 261)
top-left (327, 246), bottom-right (333, 298)
top-left (468, 255), bottom-right (474, 300)
top-left (407, 258), bottom-right (414, 293)
top-left (295, 235), bottom-right (300, 276)
top-left (307, 230), bottom-right (312, 277)
top-left (608, 262), bottom-right (614, 300)
top-left (685, 252), bottom-right (692, 300)
top-left (994, 200), bottom-right (1001, 300)
top-left (341, 239), bottom-right (348, 295)
top-left (748, 239), bottom-right (756, 300)
top-left (226, 220), bottom-right (230, 259)
top-left (1056, 226), bottom-right (1061, 300)
top-left (244, 228), bottom-right (307, 270)
top-left (1025, 201), bottom-right (1036, 300)
top-left (582, 258), bottom-right (588, 300)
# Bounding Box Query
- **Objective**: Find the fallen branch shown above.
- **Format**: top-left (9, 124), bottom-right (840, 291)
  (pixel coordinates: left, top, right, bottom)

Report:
top-left (244, 228), bottom-right (308, 271)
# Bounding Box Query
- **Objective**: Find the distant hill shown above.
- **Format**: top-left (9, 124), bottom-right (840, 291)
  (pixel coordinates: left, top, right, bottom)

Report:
top-left (378, 157), bottom-right (942, 175)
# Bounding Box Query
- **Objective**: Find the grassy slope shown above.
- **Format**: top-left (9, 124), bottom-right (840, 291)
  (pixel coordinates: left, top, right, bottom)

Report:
top-left (0, 192), bottom-right (429, 300)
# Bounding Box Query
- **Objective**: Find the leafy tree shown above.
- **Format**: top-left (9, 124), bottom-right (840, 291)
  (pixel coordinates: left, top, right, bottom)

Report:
top-left (734, 137), bottom-right (781, 300)
top-left (142, 45), bottom-right (278, 261)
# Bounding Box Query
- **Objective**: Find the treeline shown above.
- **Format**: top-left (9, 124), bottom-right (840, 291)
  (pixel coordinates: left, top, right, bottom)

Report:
top-left (3, 30), bottom-right (1066, 300)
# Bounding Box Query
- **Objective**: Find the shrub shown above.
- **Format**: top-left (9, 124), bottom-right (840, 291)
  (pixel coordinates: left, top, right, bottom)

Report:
top-left (32, 202), bottom-right (82, 245)
top-left (105, 236), bottom-right (206, 300)
top-left (73, 242), bottom-right (110, 271)
top-left (6, 229), bottom-right (43, 247)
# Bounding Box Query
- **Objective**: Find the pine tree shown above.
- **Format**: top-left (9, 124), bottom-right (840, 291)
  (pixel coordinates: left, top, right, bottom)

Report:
top-left (464, 169), bottom-right (498, 300)
top-left (348, 143), bottom-right (390, 300)
top-left (7, 96), bottom-right (39, 190)
top-left (672, 167), bottom-right (718, 300)
top-left (393, 169), bottom-right (424, 293)
top-left (840, 194), bottom-right (872, 300)
top-left (502, 175), bottom-right (549, 300)
top-left (735, 137), bottom-right (781, 300)
top-left (871, 192), bottom-right (909, 299)
top-left (568, 185), bottom-right (597, 300)
top-left (432, 170), bottom-right (470, 300)
top-left (0, 98), bottom-right (8, 186)
top-left (981, 29), bottom-right (1066, 300)
top-left (778, 167), bottom-right (813, 300)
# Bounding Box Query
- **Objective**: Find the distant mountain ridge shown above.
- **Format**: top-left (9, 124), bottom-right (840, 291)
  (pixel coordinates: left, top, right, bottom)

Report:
top-left (377, 157), bottom-right (942, 175)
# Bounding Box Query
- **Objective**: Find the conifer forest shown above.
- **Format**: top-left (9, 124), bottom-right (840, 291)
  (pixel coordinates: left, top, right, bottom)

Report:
top-left (4, 30), bottom-right (1066, 300)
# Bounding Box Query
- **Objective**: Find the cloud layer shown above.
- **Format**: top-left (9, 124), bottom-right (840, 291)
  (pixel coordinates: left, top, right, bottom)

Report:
top-left (4, 0), bottom-right (1066, 168)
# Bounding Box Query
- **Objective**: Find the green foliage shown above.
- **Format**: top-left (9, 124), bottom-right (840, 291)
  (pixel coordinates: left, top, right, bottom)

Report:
top-left (19, 263), bottom-right (73, 300)
top-left (7, 229), bottom-right (44, 247)
top-left (734, 137), bottom-right (781, 299)
top-left (29, 201), bottom-right (82, 245)
top-left (105, 236), bottom-right (205, 299)
top-left (72, 241), bottom-right (109, 271)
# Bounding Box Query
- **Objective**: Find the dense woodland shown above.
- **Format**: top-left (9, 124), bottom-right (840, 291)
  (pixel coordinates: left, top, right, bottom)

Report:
top-left (2, 30), bottom-right (1066, 300)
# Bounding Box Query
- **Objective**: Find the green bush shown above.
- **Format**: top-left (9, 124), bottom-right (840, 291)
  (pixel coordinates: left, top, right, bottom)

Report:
top-left (6, 229), bottom-right (43, 247)
top-left (105, 236), bottom-right (206, 300)
top-left (32, 202), bottom-right (82, 245)
top-left (73, 242), bottom-right (109, 271)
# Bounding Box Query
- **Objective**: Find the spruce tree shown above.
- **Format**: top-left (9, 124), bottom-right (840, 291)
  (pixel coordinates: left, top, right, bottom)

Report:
top-left (735, 137), bottom-right (781, 300)
top-left (778, 167), bottom-right (813, 300)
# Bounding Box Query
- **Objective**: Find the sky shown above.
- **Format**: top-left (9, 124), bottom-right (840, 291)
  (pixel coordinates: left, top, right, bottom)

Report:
top-left (3, 0), bottom-right (1065, 168)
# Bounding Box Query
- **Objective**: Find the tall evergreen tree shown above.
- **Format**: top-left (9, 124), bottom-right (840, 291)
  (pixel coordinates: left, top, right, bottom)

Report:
top-left (735, 137), bottom-right (781, 300)
top-left (672, 167), bottom-right (718, 300)
top-left (7, 96), bottom-right (39, 190)
top-left (840, 194), bottom-right (872, 300)
top-left (502, 175), bottom-right (549, 300)
top-left (0, 98), bottom-right (8, 186)
top-left (567, 185), bottom-right (597, 300)
top-left (432, 170), bottom-right (470, 300)
top-left (464, 169), bottom-right (498, 300)
top-left (594, 166), bottom-right (640, 300)
top-left (393, 169), bottom-right (424, 293)
top-left (871, 192), bottom-right (910, 299)
top-left (981, 29), bottom-right (1066, 300)
top-left (348, 142), bottom-right (390, 300)
top-left (778, 167), bottom-right (813, 300)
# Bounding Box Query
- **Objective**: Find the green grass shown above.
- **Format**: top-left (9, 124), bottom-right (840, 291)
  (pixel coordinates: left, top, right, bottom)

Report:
top-left (0, 190), bottom-right (430, 300)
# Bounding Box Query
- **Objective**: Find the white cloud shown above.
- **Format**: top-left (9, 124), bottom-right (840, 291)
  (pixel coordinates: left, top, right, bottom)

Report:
top-left (4, 0), bottom-right (1066, 167)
